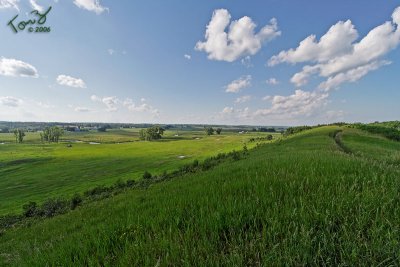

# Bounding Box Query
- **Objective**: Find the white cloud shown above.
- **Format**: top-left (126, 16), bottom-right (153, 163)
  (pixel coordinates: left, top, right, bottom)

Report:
top-left (222, 107), bottom-right (234, 114)
top-left (255, 89), bottom-right (329, 118)
top-left (184, 54), bottom-right (191, 60)
top-left (219, 106), bottom-right (251, 121)
top-left (225, 75), bottom-right (251, 93)
top-left (0, 96), bottom-right (22, 107)
top-left (268, 20), bottom-right (358, 66)
top-left (56, 75), bottom-right (86, 88)
top-left (92, 95), bottom-right (121, 112)
top-left (108, 49), bottom-right (115, 55)
top-left (90, 95), bottom-right (101, 102)
top-left (0, 0), bottom-right (19, 10)
top-left (235, 95), bottom-right (251, 104)
top-left (241, 56), bottom-right (253, 68)
top-left (123, 98), bottom-right (159, 116)
top-left (318, 60), bottom-right (390, 91)
top-left (29, 0), bottom-right (43, 12)
top-left (262, 95), bottom-right (271, 101)
top-left (102, 96), bottom-right (119, 112)
top-left (73, 0), bottom-right (108, 14)
top-left (75, 107), bottom-right (91, 112)
top-left (0, 57), bottom-right (38, 78)
top-left (266, 78), bottom-right (279, 85)
top-left (195, 9), bottom-right (281, 62)
top-left (270, 6), bottom-right (400, 91)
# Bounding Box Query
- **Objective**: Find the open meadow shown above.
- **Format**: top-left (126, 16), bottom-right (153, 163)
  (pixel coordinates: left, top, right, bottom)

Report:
top-left (0, 128), bottom-right (278, 215)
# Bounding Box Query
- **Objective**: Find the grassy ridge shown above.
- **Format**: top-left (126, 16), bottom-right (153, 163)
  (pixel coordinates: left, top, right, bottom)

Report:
top-left (1, 126), bottom-right (399, 266)
top-left (0, 131), bottom-right (274, 215)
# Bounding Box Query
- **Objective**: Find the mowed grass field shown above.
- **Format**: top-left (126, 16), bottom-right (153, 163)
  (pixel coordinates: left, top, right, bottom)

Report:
top-left (1, 126), bottom-right (399, 265)
top-left (0, 129), bottom-right (276, 215)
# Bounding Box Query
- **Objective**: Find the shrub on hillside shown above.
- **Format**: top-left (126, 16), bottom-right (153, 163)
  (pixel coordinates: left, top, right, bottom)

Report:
top-left (143, 171), bottom-right (152, 179)
top-left (22, 201), bottom-right (38, 217)
top-left (40, 198), bottom-right (69, 218)
top-left (70, 193), bottom-right (83, 210)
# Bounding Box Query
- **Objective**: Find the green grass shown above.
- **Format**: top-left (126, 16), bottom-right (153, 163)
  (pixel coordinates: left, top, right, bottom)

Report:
top-left (1, 126), bottom-right (399, 266)
top-left (0, 130), bottom-right (276, 215)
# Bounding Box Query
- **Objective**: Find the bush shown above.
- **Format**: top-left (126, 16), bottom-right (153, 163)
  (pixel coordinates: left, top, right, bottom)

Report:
top-left (70, 193), bottom-right (82, 210)
top-left (114, 179), bottom-right (126, 190)
top-left (143, 171), bottom-right (152, 179)
top-left (230, 150), bottom-right (241, 161)
top-left (84, 185), bottom-right (110, 197)
top-left (126, 179), bottom-right (136, 187)
top-left (192, 159), bottom-right (199, 168)
top-left (22, 201), bottom-right (38, 217)
top-left (40, 198), bottom-right (68, 218)
top-left (354, 124), bottom-right (400, 141)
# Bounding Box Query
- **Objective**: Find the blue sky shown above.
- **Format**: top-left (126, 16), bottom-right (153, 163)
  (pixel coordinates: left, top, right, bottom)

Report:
top-left (0, 0), bottom-right (399, 126)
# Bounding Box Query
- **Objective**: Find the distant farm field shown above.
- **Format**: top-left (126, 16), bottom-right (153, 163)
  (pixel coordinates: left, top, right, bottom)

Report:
top-left (0, 129), bottom-right (277, 215)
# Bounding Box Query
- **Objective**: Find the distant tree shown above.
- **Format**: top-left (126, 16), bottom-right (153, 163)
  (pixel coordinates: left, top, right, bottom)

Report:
top-left (97, 126), bottom-right (107, 132)
top-left (42, 126), bottom-right (64, 143)
top-left (266, 134), bottom-right (273, 141)
top-left (216, 128), bottom-right (222, 135)
top-left (139, 126), bottom-right (165, 141)
top-left (204, 127), bottom-right (214, 136)
top-left (13, 129), bottom-right (25, 143)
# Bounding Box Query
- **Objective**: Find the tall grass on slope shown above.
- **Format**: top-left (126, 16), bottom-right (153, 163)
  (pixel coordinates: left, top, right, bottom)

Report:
top-left (1, 127), bottom-right (400, 266)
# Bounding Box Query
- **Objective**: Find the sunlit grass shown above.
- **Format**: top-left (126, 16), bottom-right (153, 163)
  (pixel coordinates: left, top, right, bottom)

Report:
top-left (1, 126), bottom-right (399, 265)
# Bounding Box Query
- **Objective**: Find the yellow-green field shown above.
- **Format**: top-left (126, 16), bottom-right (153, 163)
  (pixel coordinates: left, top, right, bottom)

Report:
top-left (0, 129), bottom-right (277, 215)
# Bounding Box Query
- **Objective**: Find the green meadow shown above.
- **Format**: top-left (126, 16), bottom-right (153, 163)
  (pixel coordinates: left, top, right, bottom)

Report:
top-left (0, 129), bottom-right (276, 215)
top-left (1, 126), bottom-right (400, 265)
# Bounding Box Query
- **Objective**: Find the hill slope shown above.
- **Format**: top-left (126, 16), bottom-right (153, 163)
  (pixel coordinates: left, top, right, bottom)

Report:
top-left (1, 126), bottom-right (400, 266)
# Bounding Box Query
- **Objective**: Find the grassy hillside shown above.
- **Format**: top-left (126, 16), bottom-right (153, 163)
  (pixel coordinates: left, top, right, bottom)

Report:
top-left (1, 126), bottom-right (399, 266)
top-left (0, 130), bottom-right (275, 215)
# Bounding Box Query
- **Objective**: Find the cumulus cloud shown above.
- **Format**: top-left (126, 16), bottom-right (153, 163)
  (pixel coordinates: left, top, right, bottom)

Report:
top-left (73, 0), bottom-right (108, 14)
top-left (225, 75), bottom-right (251, 93)
top-left (318, 60), bottom-right (390, 91)
top-left (108, 49), bottom-right (115, 55)
top-left (219, 106), bottom-right (251, 121)
top-left (91, 95), bottom-right (119, 112)
top-left (56, 75), bottom-right (86, 88)
top-left (269, 6), bottom-right (400, 90)
top-left (195, 9), bottom-right (281, 62)
top-left (235, 95), bottom-right (251, 104)
top-left (0, 58), bottom-right (38, 78)
top-left (184, 54), bottom-right (191, 60)
top-left (102, 96), bottom-right (119, 112)
top-left (255, 90), bottom-right (329, 117)
top-left (266, 78), bottom-right (279, 85)
top-left (0, 96), bottom-right (22, 107)
top-left (123, 98), bottom-right (159, 116)
top-left (268, 20), bottom-right (358, 66)
top-left (0, 0), bottom-right (19, 10)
